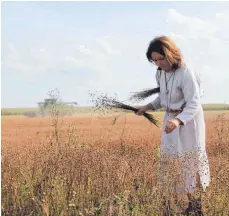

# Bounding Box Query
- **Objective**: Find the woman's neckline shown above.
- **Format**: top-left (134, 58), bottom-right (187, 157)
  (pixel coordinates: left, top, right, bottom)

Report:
top-left (164, 65), bottom-right (185, 73)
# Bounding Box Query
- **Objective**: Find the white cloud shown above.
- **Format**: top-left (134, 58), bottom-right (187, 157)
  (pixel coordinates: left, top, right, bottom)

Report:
top-left (215, 10), bottom-right (229, 22)
top-left (96, 37), bottom-right (122, 55)
top-left (167, 9), bottom-right (217, 39)
top-left (166, 8), bottom-right (229, 103)
top-left (78, 45), bottom-right (93, 55)
top-left (167, 8), bottom-right (188, 24)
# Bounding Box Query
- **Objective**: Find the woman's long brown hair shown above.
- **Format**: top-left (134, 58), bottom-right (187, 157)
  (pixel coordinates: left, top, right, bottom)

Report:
top-left (129, 36), bottom-right (185, 102)
top-left (146, 35), bottom-right (184, 70)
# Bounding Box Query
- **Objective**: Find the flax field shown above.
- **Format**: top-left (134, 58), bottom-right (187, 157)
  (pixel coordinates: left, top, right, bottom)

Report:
top-left (1, 110), bottom-right (229, 215)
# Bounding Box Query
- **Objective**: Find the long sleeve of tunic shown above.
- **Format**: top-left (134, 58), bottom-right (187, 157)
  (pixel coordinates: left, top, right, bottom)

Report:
top-left (175, 68), bottom-right (201, 125)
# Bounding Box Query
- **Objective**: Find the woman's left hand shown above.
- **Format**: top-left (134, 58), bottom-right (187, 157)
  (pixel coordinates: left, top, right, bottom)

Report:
top-left (164, 118), bottom-right (181, 134)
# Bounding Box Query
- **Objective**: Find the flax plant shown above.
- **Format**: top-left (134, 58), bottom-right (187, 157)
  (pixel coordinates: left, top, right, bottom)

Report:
top-left (1, 93), bottom-right (229, 216)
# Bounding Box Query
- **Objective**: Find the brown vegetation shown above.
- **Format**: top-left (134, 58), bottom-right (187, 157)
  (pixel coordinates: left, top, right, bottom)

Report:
top-left (1, 112), bottom-right (229, 215)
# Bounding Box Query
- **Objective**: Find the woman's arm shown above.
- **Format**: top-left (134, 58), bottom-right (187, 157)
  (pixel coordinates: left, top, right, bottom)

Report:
top-left (176, 68), bottom-right (201, 125)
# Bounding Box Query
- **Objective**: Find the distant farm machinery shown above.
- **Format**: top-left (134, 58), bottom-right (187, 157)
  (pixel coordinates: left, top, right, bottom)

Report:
top-left (24, 98), bottom-right (77, 117)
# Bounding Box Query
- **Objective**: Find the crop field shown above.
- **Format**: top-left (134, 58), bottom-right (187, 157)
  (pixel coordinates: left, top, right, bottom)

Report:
top-left (1, 111), bottom-right (229, 215)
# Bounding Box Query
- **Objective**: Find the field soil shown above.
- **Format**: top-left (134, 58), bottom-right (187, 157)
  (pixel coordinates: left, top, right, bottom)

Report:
top-left (2, 112), bottom-right (228, 149)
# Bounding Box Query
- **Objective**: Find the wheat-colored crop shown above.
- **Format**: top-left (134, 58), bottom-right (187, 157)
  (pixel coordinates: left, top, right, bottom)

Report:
top-left (1, 110), bottom-right (229, 215)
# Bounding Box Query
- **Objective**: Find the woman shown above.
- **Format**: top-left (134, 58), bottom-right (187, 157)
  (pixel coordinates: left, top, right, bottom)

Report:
top-left (136, 36), bottom-right (210, 214)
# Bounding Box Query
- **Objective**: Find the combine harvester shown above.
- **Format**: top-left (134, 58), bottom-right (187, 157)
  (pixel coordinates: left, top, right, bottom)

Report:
top-left (24, 98), bottom-right (77, 117)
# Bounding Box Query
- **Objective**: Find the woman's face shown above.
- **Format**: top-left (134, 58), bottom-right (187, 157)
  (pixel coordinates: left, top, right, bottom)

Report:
top-left (151, 52), bottom-right (172, 72)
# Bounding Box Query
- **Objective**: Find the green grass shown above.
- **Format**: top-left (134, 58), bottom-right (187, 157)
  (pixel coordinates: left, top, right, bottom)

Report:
top-left (1, 104), bottom-right (229, 116)
top-left (202, 103), bottom-right (229, 110)
top-left (1, 108), bottom-right (39, 116)
top-left (1, 107), bottom-right (92, 116)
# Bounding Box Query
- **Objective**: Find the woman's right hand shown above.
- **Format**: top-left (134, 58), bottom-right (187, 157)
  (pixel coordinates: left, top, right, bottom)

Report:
top-left (135, 105), bottom-right (149, 116)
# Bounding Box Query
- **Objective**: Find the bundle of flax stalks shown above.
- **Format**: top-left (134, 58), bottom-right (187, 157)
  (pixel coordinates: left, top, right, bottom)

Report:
top-left (129, 87), bottom-right (160, 102)
top-left (90, 92), bottom-right (159, 127)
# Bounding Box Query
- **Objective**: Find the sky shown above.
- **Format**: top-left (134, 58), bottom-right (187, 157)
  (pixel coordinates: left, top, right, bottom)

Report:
top-left (1, 1), bottom-right (229, 108)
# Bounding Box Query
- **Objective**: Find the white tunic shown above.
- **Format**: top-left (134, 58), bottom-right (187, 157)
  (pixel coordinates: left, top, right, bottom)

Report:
top-left (150, 66), bottom-right (210, 194)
